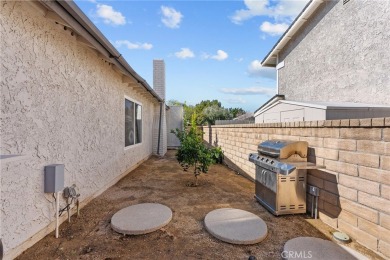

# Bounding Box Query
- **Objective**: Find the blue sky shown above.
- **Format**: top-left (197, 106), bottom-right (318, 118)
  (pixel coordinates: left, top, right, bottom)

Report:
top-left (75, 0), bottom-right (309, 112)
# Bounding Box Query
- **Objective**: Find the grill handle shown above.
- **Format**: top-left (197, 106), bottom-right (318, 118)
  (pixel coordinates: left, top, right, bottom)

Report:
top-left (258, 150), bottom-right (279, 158)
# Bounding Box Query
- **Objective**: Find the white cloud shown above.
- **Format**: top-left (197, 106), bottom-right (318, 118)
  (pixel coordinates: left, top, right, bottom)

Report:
top-left (260, 21), bottom-right (289, 36)
top-left (247, 60), bottom-right (276, 79)
top-left (230, 0), bottom-right (309, 24)
top-left (161, 6), bottom-right (183, 29)
top-left (115, 40), bottom-right (153, 50)
top-left (220, 87), bottom-right (275, 96)
top-left (212, 50), bottom-right (228, 61)
top-left (96, 4), bottom-right (126, 25)
top-left (202, 50), bottom-right (229, 61)
top-left (175, 48), bottom-right (195, 59)
top-left (225, 97), bottom-right (247, 104)
top-left (236, 57), bottom-right (244, 63)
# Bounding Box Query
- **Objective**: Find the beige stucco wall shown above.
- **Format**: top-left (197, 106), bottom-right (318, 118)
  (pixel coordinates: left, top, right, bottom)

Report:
top-left (278, 0), bottom-right (390, 105)
top-left (0, 2), bottom-right (157, 257)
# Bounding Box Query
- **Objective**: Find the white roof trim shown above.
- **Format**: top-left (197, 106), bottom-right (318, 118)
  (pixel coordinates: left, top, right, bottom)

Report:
top-left (255, 100), bottom-right (390, 116)
top-left (261, 0), bottom-right (324, 67)
top-left (255, 100), bottom-right (283, 116)
top-left (253, 95), bottom-right (285, 117)
top-left (282, 100), bottom-right (390, 109)
top-left (281, 100), bottom-right (328, 109)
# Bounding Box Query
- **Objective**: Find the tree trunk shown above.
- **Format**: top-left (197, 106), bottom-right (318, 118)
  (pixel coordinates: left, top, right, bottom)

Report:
top-left (194, 162), bottom-right (199, 186)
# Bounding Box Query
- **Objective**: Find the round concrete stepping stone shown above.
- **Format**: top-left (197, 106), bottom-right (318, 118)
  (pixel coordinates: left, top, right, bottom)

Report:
top-left (111, 203), bottom-right (172, 235)
top-left (283, 237), bottom-right (368, 260)
top-left (204, 208), bottom-right (267, 245)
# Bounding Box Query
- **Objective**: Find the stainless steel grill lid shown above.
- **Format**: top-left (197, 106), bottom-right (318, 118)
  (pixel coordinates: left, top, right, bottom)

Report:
top-left (258, 140), bottom-right (308, 160)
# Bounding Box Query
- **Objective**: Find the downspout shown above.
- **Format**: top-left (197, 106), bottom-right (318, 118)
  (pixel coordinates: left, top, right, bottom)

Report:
top-left (276, 54), bottom-right (279, 95)
top-left (157, 101), bottom-right (163, 155)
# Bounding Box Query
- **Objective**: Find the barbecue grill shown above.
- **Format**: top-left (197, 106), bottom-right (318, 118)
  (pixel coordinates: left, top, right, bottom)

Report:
top-left (249, 140), bottom-right (321, 216)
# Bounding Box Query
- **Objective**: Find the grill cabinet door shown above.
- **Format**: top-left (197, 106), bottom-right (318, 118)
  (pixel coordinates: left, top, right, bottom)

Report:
top-left (277, 169), bottom-right (307, 213)
top-left (255, 167), bottom-right (277, 211)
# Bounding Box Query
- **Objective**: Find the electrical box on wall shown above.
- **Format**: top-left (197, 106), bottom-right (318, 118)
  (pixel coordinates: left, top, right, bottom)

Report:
top-left (308, 185), bottom-right (320, 197)
top-left (44, 164), bottom-right (64, 193)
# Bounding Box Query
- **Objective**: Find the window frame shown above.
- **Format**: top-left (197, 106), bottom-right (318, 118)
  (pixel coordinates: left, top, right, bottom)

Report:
top-left (124, 95), bottom-right (143, 150)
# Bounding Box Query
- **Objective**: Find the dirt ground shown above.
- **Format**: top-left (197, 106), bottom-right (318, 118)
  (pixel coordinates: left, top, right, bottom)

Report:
top-left (17, 150), bottom-right (382, 260)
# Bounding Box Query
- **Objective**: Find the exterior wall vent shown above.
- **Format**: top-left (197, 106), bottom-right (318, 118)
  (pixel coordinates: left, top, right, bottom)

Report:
top-left (343, 0), bottom-right (351, 5)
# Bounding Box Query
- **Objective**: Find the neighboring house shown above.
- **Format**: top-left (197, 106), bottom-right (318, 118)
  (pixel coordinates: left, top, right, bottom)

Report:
top-left (0, 1), bottom-right (169, 258)
top-left (255, 95), bottom-right (390, 123)
top-left (255, 0), bottom-right (390, 123)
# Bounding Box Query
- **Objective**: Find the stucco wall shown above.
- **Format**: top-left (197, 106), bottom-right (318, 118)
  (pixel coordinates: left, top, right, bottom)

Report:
top-left (278, 0), bottom-right (390, 105)
top-left (203, 118), bottom-right (390, 258)
top-left (0, 2), bottom-right (157, 257)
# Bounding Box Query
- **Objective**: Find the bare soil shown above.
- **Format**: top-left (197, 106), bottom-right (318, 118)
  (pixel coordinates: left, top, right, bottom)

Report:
top-left (17, 150), bottom-right (382, 260)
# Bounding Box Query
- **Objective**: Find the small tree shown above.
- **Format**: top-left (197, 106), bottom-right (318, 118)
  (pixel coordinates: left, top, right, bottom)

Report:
top-left (203, 105), bottom-right (232, 125)
top-left (171, 113), bottom-right (216, 186)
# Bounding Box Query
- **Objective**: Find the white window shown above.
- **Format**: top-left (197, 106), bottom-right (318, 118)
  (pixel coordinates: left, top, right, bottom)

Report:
top-left (125, 97), bottom-right (142, 147)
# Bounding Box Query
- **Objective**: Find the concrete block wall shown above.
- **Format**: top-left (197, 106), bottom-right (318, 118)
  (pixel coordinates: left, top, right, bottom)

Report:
top-left (203, 118), bottom-right (390, 258)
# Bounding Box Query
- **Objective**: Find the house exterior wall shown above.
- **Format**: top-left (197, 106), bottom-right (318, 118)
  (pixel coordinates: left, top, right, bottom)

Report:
top-left (0, 2), bottom-right (157, 258)
top-left (254, 103), bottom-right (326, 123)
top-left (278, 0), bottom-right (390, 105)
top-left (203, 118), bottom-right (390, 258)
top-left (254, 102), bottom-right (390, 123)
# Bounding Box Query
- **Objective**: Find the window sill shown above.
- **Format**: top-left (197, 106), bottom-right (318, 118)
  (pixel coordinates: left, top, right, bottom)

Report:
top-left (124, 142), bottom-right (143, 151)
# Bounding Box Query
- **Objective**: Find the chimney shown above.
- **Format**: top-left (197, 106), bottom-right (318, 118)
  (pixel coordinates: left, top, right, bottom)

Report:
top-left (152, 59), bottom-right (167, 156)
top-left (153, 60), bottom-right (165, 100)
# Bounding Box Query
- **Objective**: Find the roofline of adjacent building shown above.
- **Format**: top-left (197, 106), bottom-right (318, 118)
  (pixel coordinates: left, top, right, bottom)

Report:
top-left (37, 0), bottom-right (163, 103)
top-left (261, 0), bottom-right (324, 67)
top-left (254, 94), bottom-right (285, 115)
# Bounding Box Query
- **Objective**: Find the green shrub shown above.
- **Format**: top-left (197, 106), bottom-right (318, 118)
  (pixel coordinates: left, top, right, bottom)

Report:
top-left (210, 146), bottom-right (224, 164)
top-left (171, 114), bottom-right (221, 186)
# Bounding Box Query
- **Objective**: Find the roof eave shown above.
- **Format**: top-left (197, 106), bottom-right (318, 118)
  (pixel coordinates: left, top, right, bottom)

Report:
top-left (261, 0), bottom-right (324, 67)
top-left (254, 94), bottom-right (285, 115)
top-left (39, 0), bottom-right (163, 103)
